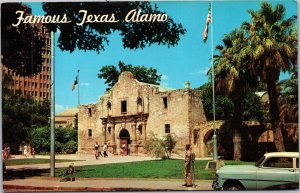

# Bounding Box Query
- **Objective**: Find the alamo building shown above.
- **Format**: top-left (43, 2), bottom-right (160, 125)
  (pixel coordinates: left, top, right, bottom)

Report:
top-left (78, 71), bottom-right (220, 158)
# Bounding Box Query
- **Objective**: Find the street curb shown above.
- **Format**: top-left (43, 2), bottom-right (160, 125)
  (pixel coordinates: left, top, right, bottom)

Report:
top-left (3, 184), bottom-right (174, 191)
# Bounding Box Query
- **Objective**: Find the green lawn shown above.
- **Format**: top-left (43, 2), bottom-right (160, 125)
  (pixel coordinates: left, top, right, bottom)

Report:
top-left (3, 158), bottom-right (254, 180)
top-left (55, 159), bottom-right (254, 180)
top-left (4, 158), bottom-right (81, 166)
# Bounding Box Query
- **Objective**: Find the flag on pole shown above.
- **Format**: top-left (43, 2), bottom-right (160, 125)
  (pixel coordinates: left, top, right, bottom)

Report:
top-left (72, 76), bottom-right (78, 91)
top-left (203, 5), bottom-right (212, 43)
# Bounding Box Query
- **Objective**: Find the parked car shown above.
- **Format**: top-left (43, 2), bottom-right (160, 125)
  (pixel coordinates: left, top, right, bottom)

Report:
top-left (212, 152), bottom-right (299, 190)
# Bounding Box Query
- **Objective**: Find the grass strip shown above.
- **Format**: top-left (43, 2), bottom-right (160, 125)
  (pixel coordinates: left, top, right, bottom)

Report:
top-left (4, 158), bottom-right (82, 166)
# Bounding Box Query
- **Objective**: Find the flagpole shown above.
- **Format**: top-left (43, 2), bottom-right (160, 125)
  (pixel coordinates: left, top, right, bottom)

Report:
top-left (211, 0), bottom-right (218, 161)
top-left (77, 69), bottom-right (80, 106)
top-left (50, 31), bottom-right (55, 177)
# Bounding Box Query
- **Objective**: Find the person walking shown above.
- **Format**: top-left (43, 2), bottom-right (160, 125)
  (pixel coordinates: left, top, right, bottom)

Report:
top-left (31, 147), bottom-right (35, 158)
top-left (23, 145), bottom-right (28, 158)
top-left (94, 142), bottom-right (100, 159)
top-left (121, 143), bottom-right (126, 156)
top-left (6, 144), bottom-right (10, 159)
top-left (2, 144), bottom-right (8, 160)
top-left (103, 143), bottom-right (108, 157)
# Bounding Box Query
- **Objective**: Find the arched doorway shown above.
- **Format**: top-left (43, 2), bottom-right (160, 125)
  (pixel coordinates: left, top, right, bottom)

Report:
top-left (203, 129), bottom-right (214, 156)
top-left (119, 129), bottom-right (130, 155)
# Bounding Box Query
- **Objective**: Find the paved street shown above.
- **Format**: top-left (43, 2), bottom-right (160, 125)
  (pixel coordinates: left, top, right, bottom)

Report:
top-left (3, 154), bottom-right (214, 191)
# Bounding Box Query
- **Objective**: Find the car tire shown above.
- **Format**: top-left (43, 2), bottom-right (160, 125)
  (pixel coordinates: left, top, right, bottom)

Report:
top-left (223, 183), bottom-right (243, 190)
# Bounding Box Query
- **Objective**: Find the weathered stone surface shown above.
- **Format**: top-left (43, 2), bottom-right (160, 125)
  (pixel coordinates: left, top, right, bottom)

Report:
top-left (78, 71), bottom-right (210, 157)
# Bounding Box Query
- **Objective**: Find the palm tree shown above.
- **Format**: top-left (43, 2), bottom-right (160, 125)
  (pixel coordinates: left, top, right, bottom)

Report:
top-left (242, 2), bottom-right (297, 151)
top-left (213, 29), bottom-right (258, 160)
top-left (279, 70), bottom-right (298, 123)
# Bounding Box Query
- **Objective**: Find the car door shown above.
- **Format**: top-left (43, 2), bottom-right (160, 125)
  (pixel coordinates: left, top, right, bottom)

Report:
top-left (256, 157), bottom-right (296, 189)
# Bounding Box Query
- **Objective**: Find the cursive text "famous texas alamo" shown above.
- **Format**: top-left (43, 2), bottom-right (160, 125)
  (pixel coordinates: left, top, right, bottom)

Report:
top-left (12, 9), bottom-right (168, 27)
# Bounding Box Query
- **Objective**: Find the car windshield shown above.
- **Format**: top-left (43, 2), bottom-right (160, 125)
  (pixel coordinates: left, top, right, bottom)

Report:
top-left (255, 156), bottom-right (265, 167)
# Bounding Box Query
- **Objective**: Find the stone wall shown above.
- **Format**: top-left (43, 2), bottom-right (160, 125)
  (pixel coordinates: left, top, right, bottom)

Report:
top-left (78, 104), bottom-right (101, 153)
top-left (78, 71), bottom-right (209, 157)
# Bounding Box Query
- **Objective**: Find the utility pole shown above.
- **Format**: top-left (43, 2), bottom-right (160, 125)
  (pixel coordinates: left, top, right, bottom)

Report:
top-left (50, 31), bottom-right (55, 177)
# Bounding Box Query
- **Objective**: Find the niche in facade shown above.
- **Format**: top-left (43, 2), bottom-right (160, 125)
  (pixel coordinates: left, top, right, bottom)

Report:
top-left (137, 97), bottom-right (143, 113)
top-left (107, 102), bottom-right (112, 116)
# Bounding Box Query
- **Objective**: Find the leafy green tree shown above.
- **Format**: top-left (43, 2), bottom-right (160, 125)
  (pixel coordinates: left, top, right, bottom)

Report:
top-left (212, 29), bottom-right (258, 160)
top-left (1, 3), bottom-right (46, 76)
top-left (98, 61), bottom-right (162, 89)
top-left (31, 127), bottom-right (78, 153)
top-left (2, 94), bottom-right (50, 150)
top-left (242, 2), bottom-right (297, 151)
top-left (162, 134), bottom-right (177, 159)
top-left (42, 2), bottom-right (186, 53)
top-left (278, 71), bottom-right (298, 123)
top-left (199, 83), bottom-right (234, 120)
top-left (240, 93), bottom-right (265, 123)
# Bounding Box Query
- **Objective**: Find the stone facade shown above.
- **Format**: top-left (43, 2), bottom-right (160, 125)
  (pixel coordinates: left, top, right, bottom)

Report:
top-left (78, 71), bottom-right (209, 157)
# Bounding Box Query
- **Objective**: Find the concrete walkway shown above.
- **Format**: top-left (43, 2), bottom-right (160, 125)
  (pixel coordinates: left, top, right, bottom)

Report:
top-left (3, 154), bottom-right (214, 191)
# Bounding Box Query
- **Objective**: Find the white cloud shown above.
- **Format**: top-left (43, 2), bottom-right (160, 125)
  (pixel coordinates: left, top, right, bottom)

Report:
top-left (80, 82), bottom-right (90, 86)
top-left (161, 74), bottom-right (169, 80)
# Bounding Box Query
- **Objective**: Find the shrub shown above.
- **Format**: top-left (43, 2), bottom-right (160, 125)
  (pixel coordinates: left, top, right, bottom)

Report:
top-left (63, 140), bottom-right (77, 154)
top-left (30, 127), bottom-right (78, 153)
top-left (144, 132), bottom-right (177, 159)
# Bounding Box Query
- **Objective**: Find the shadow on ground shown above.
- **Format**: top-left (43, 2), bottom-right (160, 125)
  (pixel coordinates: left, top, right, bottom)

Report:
top-left (3, 168), bottom-right (50, 181)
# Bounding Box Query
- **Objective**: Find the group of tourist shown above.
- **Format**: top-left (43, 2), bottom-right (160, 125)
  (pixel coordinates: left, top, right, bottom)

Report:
top-left (21, 145), bottom-right (35, 158)
top-left (94, 142), bottom-right (108, 159)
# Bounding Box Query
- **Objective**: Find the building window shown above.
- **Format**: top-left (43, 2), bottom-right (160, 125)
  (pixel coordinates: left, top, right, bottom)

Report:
top-left (121, 100), bottom-right (127, 113)
top-left (88, 129), bottom-right (92, 138)
top-left (24, 82), bottom-right (27, 87)
top-left (88, 107), bottom-right (92, 117)
top-left (165, 124), bottom-right (170, 133)
top-left (108, 127), bottom-right (111, 134)
top-left (40, 92), bottom-right (42, 97)
top-left (163, 97), bottom-right (168, 108)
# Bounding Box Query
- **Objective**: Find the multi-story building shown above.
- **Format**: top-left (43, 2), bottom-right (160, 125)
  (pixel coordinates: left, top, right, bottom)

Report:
top-left (2, 16), bottom-right (51, 101)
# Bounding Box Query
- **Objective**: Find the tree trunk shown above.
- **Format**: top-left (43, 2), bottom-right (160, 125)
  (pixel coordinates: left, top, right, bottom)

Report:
top-left (267, 81), bottom-right (285, 152)
top-left (232, 98), bottom-right (243, 160)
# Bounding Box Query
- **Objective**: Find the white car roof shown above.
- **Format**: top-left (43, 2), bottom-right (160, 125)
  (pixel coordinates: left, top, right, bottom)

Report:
top-left (264, 152), bottom-right (299, 158)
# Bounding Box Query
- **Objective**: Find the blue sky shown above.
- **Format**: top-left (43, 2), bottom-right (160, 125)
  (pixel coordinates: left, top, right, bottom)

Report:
top-left (26, 1), bottom-right (297, 114)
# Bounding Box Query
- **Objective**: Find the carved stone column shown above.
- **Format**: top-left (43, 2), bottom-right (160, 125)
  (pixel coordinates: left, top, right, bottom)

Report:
top-left (142, 122), bottom-right (147, 142)
top-left (102, 124), bottom-right (107, 144)
top-left (131, 123), bottom-right (138, 154)
top-left (110, 124), bottom-right (116, 154)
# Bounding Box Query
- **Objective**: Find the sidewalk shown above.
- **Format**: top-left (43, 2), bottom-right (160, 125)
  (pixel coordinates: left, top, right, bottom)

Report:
top-left (3, 177), bottom-right (213, 191)
top-left (3, 154), bottom-right (214, 191)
